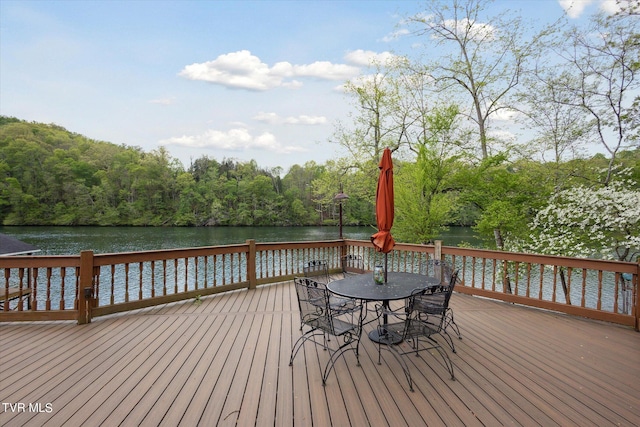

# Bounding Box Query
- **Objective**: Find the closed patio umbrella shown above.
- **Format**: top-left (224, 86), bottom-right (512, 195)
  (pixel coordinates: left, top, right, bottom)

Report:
top-left (371, 148), bottom-right (395, 281)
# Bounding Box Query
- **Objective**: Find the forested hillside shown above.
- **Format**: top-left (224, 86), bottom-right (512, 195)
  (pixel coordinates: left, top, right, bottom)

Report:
top-left (0, 116), bottom-right (370, 227)
top-left (1, 116), bottom-right (639, 261)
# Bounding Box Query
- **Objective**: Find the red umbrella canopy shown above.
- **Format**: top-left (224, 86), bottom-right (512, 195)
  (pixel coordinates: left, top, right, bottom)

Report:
top-left (371, 148), bottom-right (395, 253)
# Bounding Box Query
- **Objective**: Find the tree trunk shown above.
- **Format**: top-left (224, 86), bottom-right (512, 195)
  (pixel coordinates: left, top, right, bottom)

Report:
top-left (494, 229), bottom-right (504, 250)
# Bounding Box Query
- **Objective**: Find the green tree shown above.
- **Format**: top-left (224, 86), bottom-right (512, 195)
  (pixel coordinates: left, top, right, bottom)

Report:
top-left (394, 105), bottom-right (462, 243)
top-left (457, 155), bottom-right (550, 249)
top-left (333, 62), bottom-right (405, 165)
top-left (406, 0), bottom-right (555, 159)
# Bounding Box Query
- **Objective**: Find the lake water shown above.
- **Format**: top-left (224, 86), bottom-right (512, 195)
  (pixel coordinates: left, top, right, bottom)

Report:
top-left (0, 226), bottom-right (483, 255)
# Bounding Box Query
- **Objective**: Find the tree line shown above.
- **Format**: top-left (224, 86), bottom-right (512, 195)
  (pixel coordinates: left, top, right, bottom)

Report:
top-left (0, 116), bottom-right (352, 228)
top-left (1, 115), bottom-right (638, 256)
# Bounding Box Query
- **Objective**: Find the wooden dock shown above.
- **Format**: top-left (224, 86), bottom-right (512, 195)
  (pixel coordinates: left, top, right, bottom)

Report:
top-left (1, 280), bottom-right (639, 426)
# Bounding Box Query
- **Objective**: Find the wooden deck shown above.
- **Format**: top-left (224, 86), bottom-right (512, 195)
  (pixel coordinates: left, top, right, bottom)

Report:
top-left (1, 280), bottom-right (639, 427)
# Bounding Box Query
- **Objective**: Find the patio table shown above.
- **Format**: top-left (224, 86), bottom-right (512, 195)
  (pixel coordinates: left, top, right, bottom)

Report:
top-left (327, 272), bottom-right (440, 344)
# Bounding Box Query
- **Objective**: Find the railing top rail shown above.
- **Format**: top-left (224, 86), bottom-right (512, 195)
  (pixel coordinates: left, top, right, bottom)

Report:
top-left (255, 240), bottom-right (343, 250)
top-left (0, 255), bottom-right (81, 268)
top-left (93, 243), bottom-right (249, 264)
top-left (0, 239), bottom-right (636, 273)
top-left (441, 246), bottom-right (638, 273)
top-left (344, 239), bottom-right (638, 273)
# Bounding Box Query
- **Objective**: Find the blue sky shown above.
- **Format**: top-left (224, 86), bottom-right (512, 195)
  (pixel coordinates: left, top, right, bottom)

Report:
top-left (0, 0), bottom-right (626, 171)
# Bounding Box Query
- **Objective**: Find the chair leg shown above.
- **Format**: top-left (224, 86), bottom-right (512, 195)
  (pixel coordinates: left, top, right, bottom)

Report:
top-left (439, 328), bottom-right (457, 353)
top-left (289, 329), bottom-right (323, 366)
top-left (427, 336), bottom-right (455, 380)
top-left (321, 342), bottom-right (358, 385)
top-left (439, 309), bottom-right (461, 353)
top-left (380, 343), bottom-right (414, 392)
top-left (446, 309), bottom-right (462, 340)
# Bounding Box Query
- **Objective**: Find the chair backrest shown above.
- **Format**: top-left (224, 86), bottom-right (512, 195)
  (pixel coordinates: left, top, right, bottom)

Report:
top-left (341, 254), bottom-right (364, 274)
top-left (420, 259), bottom-right (454, 286)
top-left (294, 276), bottom-right (329, 326)
top-left (412, 269), bottom-right (459, 325)
top-left (303, 260), bottom-right (330, 284)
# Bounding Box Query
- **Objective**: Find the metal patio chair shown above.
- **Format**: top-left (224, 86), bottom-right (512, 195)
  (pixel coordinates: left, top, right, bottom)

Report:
top-left (302, 260), bottom-right (353, 317)
top-left (376, 273), bottom-right (457, 391)
top-left (340, 254), bottom-right (365, 276)
top-left (303, 259), bottom-right (331, 284)
top-left (419, 260), bottom-right (462, 352)
top-left (289, 277), bottom-right (363, 385)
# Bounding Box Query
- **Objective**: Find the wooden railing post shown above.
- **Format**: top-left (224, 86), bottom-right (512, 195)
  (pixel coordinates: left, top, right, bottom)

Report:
top-left (434, 240), bottom-right (442, 261)
top-left (247, 240), bottom-right (257, 290)
top-left (78, 250), bottom-right (94, 325)
top-left (435, 240), bottom-right (442, 282)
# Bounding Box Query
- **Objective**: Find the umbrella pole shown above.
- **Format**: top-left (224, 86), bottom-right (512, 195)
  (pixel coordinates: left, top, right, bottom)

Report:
top-left (384, 253), bottom-right (388, 283)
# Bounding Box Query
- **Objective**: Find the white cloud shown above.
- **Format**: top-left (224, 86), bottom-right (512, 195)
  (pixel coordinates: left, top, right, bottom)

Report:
top-left (558, 0), bottom-right (624, 18)
top-left (492, 108), bottom-right (520, 122)
top-left (282, 80), bottom-right (304, 89)
top-left (160, 127), bottom-right (305, 153)
top-left (291, 61), bottom-right (360, 80)
top-left (283, 115), bottom-right (327, 125)
top-left (558, 0), bottom-right (596, 18)
top-left (344, 49), bottom-right (398, 66)
top-left (439, 18), bottom-right (497, 40)
top-left (599, 0), bottom-right (625, 14)
top-left (253, 112), bottom-right (280, 124)
top-left (381, 28), bottom-right (410, 43)
top-left (253, 112), bottom-right (327, 125)
top-left (179, 50), bottom-right (282, 91)
top-left (179, 50), bottom-right (360, 91)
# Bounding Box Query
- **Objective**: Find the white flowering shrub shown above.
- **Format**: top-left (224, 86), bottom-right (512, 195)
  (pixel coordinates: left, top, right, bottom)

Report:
top-left (528, 180), bottom-right (640, 261)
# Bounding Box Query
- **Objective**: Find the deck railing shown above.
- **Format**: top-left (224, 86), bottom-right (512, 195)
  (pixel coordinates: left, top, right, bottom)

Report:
top-left (1, 239), bottom-right (638, 330)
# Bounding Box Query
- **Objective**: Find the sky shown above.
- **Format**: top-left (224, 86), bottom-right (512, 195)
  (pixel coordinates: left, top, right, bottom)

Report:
top-left (0, 0), bottom-right (628, 172)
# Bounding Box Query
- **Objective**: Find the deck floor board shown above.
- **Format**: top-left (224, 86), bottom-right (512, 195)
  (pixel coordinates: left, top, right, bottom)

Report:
top-left (1, 280), bottom-right (639, 427)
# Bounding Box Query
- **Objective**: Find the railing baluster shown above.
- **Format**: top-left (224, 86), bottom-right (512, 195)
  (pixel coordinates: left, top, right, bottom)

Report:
top-left (58, 267), bottom-right (67, 310)
top-left (110, 265), bottom-right (116, 305)
top-left (17, 269), bottom-right (25, 312)
top-left (183, 258), bottom-right (188, 292)
top-left (125, 263), bottom-right (130, 302)
top-left (222, 254), bottom-right (227, 285)
top-left (614, 272), bottom-right (620, 314)
top-left (231, 253), bottom-right (236, 284)
top-left (538, 264), bottom-right (544, 300)
top-left (597, 270), bottom-right (603, 311)
top-left (44, 267), bottom-right (53, 311)
top-left (481, 258), bottom-right (487, 290)
top-left (552, 265), bottom-right (558, 303)
top-left (566, 267), bottom-right (573, 305)
top-left (139, 262), bottom-right (144, 300)
top-left (202, 256), bottom-right (208, 289)
top-left (581, 269), bottom-right (587, 307)
top-left (150, 261), bottom-right (155, 297)
top-left (28, 269), bottom-right (35, 311)
top-left (195, 256), bottom-right (200, 290)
